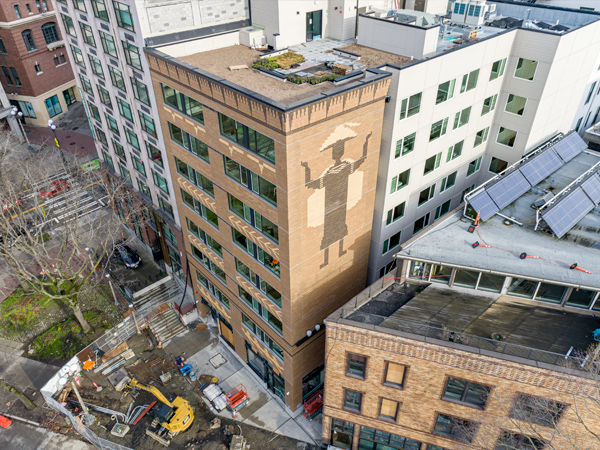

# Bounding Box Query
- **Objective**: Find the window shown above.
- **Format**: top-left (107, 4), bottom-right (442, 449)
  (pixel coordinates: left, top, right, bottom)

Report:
top-left (71, 45), bottom-right (85, 67)
top-left (95, 126), bottom-right (107, 145)
top-left (343, 389), bottom-right (362, 412)
top-left (331, 420), bottom-right (354, 449)
top-left (440, 172), bottom-right (457, 192)
top-left (382, 231), bottom-right (401, 254)
top-left (162, 84), bottom-right (204, 124)
top-left (158, 196), bottom-right (174, 219)
top-left (152, 170), bottom-right (169, 194)
top-left (515, 58), bottom-right (538, 81)
top-left (435, 199), bottom-right (452, 220)
top-left (3, 66), bottom-right (13, 85)
top-left (379, 398), bottom-right (400, 421)
top-left (224, 156), bottom-right (276, 205)
top-left (430, 117), bottom-right (449, 141)
top-left (188, 220), bottom-right (222, 257)
top-left (117, 98), bottom-right (133, 121)
top-left (131, 78), bottom-right (150, 106)
top-left (14, 5), bottom-right (22, 19)
top-left (228, 193), bottom-right (278, 243)
top-left (424, 153), bottom-right (442, 175)
top-left (182, 189), bottom-right (219, 230)
top-left (80, 23), bottom-right (96, 47)
top-left (436, 79), bottom-right (456, 104)
top-left (192, 245), bottom-right (226, 284)
top-left (490, 58), bottom-right (507, 80)
top-left (467, 156), bottom-right (482, 176)
top-left (489, 157), bottom-right (508, 174)
top-left (105, 114), bottom-right (119, 135)
top-left (447, 140), bottom-right (463, 162)
top-left (575, 117), bottom-right (583, 132)
top-left (413, 212), bottom-right (430, 233)
top-left (418, 185), bottom-right (435, 206)
top-left (61, 15), bottom-right (76, 36)
top-left (399, 92), bottom-right (421, 119)
top-left (175, 157), bottom-right (214, 197)
top-left (102, 151), bottom-right (114, 169)
top-left (219, 113), bottom-right (275, 163)
top-left (0, 38), bottom-right (6, 54)
top-left (22, 30), bottom-right (36, 51)
top-left (433, 414), bottom-right (477, 443)
top-left (443, 377), bottom-right (490, 409)
top-left (460, 69), bottom-right (479, 93)
top-left (384, 362), bottom-right (406, 388)
top-left (88, 55), bottom-right (104, 78)
top-left (122, 41), bottom-right (142, 69)
top-left (395, 132), bottom-right (415, 158)
top-left (92, 0), bottom-right (109, 21)
top-left (79, 74), bottom-right (93, 95)
top-left (390, 169), bottom-right (410, 193)
top-left (97, 85), bottom-right (111, 107)
top-left (235, 258), bottom-right (282, 307)
top-left (505, 94), bottom-right (527, 116)
top-left (359, 427), bottom-right (421, 450)
top-left (45, 95), bottom-right (62, 117)
top-left (138, 111), bottom-right (157, 137)
top-left (8, 67), bottom-right (21, 86)
top-left (88, 102), bottom-right (100, 121)
top-left (497, 127), bottom-right (517, 147)
top-left (482, 94), bottom-right (498, 115)
top-left (510, 393), bottom-right (566, 428)
top-left (99, 31), bottom-right (117, 57)
top-left (109, 66), bottom-right (126, 91)
top-left (169, 123), bottom-right (209, 162)
top-left (453, 106), bottom-right (471, 129)
top-left (474, 127), bottom-right (489, 147)
top-left (346, 354), bottom-right (367, 378)
top-left (238, 287), bottom-right (282, 334)
top-left (113, 1), bottom-right (135, 31)
top-left (42, 23), bottom-right (59, 44)
top-left (53, 54), bottom-right (66, 66)
top-left (386, 202), bottom-right (405, 225)
top-left (495, 432), bottom-right (545, 450)
top-left (241, 314), bottom-right (283, 360)
top-left (232, 227), bottom-right (279, 277)
top-left (112, 139), bottom-right (125, 160)
top-left (585, 82), bottom-right (597, 104)
top-left (73, 0), bottom-right (86, 11)
top-left (137, 178), bottom-right (151, 198)
top-left (147, 142), bottom-right (163, 167)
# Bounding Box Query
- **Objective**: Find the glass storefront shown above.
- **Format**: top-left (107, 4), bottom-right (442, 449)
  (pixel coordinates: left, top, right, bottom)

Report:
top-left (566, 289), bottom-right (597, 308)
top-left (246, 343), bottom-right (285, 402)
top-left (331, 419), bottom-right (354, 449)
top-left (536, 283), bottom-right (567, 304)
top-left (453, 269), bottom-right (479, 288)
top-left (302, 365), bottom-right (324, 400)
top-left (477, 272), bottom-right (504, 293)
top-left (507, 278), bottom-right (537, 298)
top-left (429, 264), bottom-right (452, 284)
top-left (359, 426), bottom-right (422, 450)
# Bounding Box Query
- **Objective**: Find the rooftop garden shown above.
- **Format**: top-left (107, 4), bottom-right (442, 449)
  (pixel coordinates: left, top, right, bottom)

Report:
top-left (252, 51), bottom-right (342, 85)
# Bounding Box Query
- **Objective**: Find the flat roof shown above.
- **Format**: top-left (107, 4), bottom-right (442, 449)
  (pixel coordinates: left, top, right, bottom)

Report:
top-left (177, 40), bottom-right (410, 104)
top-left (342, 282), bottom-right (598, 366)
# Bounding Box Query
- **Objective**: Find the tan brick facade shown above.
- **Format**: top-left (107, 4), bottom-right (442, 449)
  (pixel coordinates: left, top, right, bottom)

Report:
top-left (146, 50), bottom-right (391, 410)
top-left (322, 320), bottom-right (600, 450)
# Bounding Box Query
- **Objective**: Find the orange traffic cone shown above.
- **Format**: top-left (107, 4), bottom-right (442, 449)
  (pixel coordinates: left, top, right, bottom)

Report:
top-left (157, 340), bottom-right (162, 349)
top-left (232, 410), bottom-right (236, 419)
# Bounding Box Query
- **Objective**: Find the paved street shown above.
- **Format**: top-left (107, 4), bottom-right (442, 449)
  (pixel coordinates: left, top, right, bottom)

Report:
top-left (0, 421), bottom-right (95, 450)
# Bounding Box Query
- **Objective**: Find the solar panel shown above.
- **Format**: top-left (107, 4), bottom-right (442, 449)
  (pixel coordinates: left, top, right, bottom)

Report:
top-left (581, 173), bottom-right (600, 205)
top-left (542, 188), bottom-right (595, 238)
top-left (518, 148), bottom-right (563, 185)
top-left (487, 170), bottom-right (531, 210)
top-left (553, 132), bottom-right (587, 163)
top-left (468, 191), bottom-right (500, 221)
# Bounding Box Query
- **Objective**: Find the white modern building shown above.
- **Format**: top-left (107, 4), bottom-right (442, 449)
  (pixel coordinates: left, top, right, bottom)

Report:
top-left (366, 0), bottom-right (600, 282)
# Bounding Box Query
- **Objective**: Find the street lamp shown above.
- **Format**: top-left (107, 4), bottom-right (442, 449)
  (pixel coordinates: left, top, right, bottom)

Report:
top-left (10, 107), bottom-right (29, 144)
top-left (47, 119), bottom-right (68, 167)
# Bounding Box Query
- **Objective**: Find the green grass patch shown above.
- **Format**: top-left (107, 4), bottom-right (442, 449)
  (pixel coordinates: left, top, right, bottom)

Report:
top-left (0, 289), bottom-right (52, 338)
top-left (30, 311), bottom-right (112, 360)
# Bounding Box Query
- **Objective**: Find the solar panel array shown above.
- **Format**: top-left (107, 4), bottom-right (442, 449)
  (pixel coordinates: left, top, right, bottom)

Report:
top-left (542, 188), bottom-right (595, 238)
top-left (581, 174), bottom-right (600, 205)
top-left (466, 131), bottom-right (588, 223)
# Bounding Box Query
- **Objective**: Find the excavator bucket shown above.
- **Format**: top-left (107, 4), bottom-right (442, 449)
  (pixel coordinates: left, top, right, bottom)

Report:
top-left (146, 428), bottom-right (170, 447)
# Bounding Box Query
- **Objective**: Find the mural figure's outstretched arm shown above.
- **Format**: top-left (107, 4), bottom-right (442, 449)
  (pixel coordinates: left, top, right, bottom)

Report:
top-left (301, 161), bottom-right (321, 189)
top-left (353, 132), bottom-right (372, 172)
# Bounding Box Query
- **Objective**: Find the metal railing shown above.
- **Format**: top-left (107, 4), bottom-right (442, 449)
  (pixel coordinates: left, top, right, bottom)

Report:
top-left (339, 309), bottom-right (588, 370)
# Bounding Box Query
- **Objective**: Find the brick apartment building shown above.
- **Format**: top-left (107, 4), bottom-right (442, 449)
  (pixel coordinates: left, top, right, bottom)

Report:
top-left (322, 131), bottom-right (600, 449)
top-left (144, 45), bottom-right (391, 409)
top-left (0, 0), bottom-right (78, 126)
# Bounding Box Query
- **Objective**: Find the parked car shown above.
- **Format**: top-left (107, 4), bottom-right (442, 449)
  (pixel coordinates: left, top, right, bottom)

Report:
top-left (113, 244), bottom-right (142, 269)
top-left (40, 179), bottom-right (70, 198)
top-left (2, 200), bottom-right (23, 214)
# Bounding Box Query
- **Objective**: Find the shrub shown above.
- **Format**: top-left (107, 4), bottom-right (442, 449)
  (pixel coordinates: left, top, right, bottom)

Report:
top-left (252, 58), bottom-right (279, 70)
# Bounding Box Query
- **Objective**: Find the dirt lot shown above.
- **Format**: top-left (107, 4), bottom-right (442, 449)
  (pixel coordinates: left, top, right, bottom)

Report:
top-left (338, 43), bottom-right (414, 68)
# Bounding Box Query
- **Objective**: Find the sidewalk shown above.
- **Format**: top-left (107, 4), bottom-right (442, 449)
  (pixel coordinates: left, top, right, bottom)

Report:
top-left (0, 421), bottom-right (95, 450)
top-left (166, 325), bottom-right (323, 446)
top-left (23, 125), bottom-right (96, 162)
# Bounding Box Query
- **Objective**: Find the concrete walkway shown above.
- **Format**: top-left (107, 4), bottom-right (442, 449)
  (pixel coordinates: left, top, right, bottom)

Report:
top-left (167, 323), bottom-right (323, 446)
top-left (0, 421), bottom-right (95, 450)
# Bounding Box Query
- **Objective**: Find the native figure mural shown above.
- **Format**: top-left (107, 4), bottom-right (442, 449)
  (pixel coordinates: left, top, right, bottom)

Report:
top-left (302, 124), bottom-right (372, 267)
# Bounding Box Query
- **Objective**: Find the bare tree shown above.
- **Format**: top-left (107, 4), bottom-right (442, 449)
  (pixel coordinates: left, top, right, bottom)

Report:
top-left (0, 129), bottom-right (141, 332)
top-left (457, 344), bottom-right (600, 450)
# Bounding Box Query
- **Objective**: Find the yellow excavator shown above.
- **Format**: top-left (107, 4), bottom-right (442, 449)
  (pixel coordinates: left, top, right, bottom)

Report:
top-left (126, 378), bottom-right (194, 447)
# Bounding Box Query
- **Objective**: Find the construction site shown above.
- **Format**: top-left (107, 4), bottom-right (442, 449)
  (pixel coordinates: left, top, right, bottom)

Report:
top-left (39, 277), bottom-right (320, 450)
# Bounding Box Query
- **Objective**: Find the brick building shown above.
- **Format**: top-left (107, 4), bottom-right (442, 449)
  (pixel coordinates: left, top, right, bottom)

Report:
top-left (0, 0), bottom-right (78, 126)
top-left (144, 40), bottom-right (391, 409)
top-left (322, 131), bottom-right (600, 449)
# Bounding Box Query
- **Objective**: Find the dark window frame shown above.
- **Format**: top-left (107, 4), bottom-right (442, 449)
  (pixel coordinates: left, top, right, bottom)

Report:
top-left (346, 353), bottom-right (367, 379)
top-left (442, 377), bottom-right (491, 410)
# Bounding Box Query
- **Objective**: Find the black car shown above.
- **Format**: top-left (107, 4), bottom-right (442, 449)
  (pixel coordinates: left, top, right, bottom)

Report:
top-left (113, 244), bottom-right (142, 269)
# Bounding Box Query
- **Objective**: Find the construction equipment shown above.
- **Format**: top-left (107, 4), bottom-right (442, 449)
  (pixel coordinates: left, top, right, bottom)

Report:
top-left (225, 384), bottom-right (249, 413)
top-left (126, 379), bottom-right (194, 447)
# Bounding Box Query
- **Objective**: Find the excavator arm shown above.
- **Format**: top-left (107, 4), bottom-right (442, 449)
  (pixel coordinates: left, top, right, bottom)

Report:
top-left (127, 379), bottom-right (173, 407)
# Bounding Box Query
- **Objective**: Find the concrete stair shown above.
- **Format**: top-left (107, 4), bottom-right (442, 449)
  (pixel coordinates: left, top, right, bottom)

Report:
top-left (150, 308), bottom-right (187, 346)
top-left (133, 276), bottom-right (183, 315)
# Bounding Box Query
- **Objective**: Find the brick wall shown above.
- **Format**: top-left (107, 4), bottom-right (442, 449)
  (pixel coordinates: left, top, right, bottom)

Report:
top-left (322, 321), bottom-right (600, 450)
